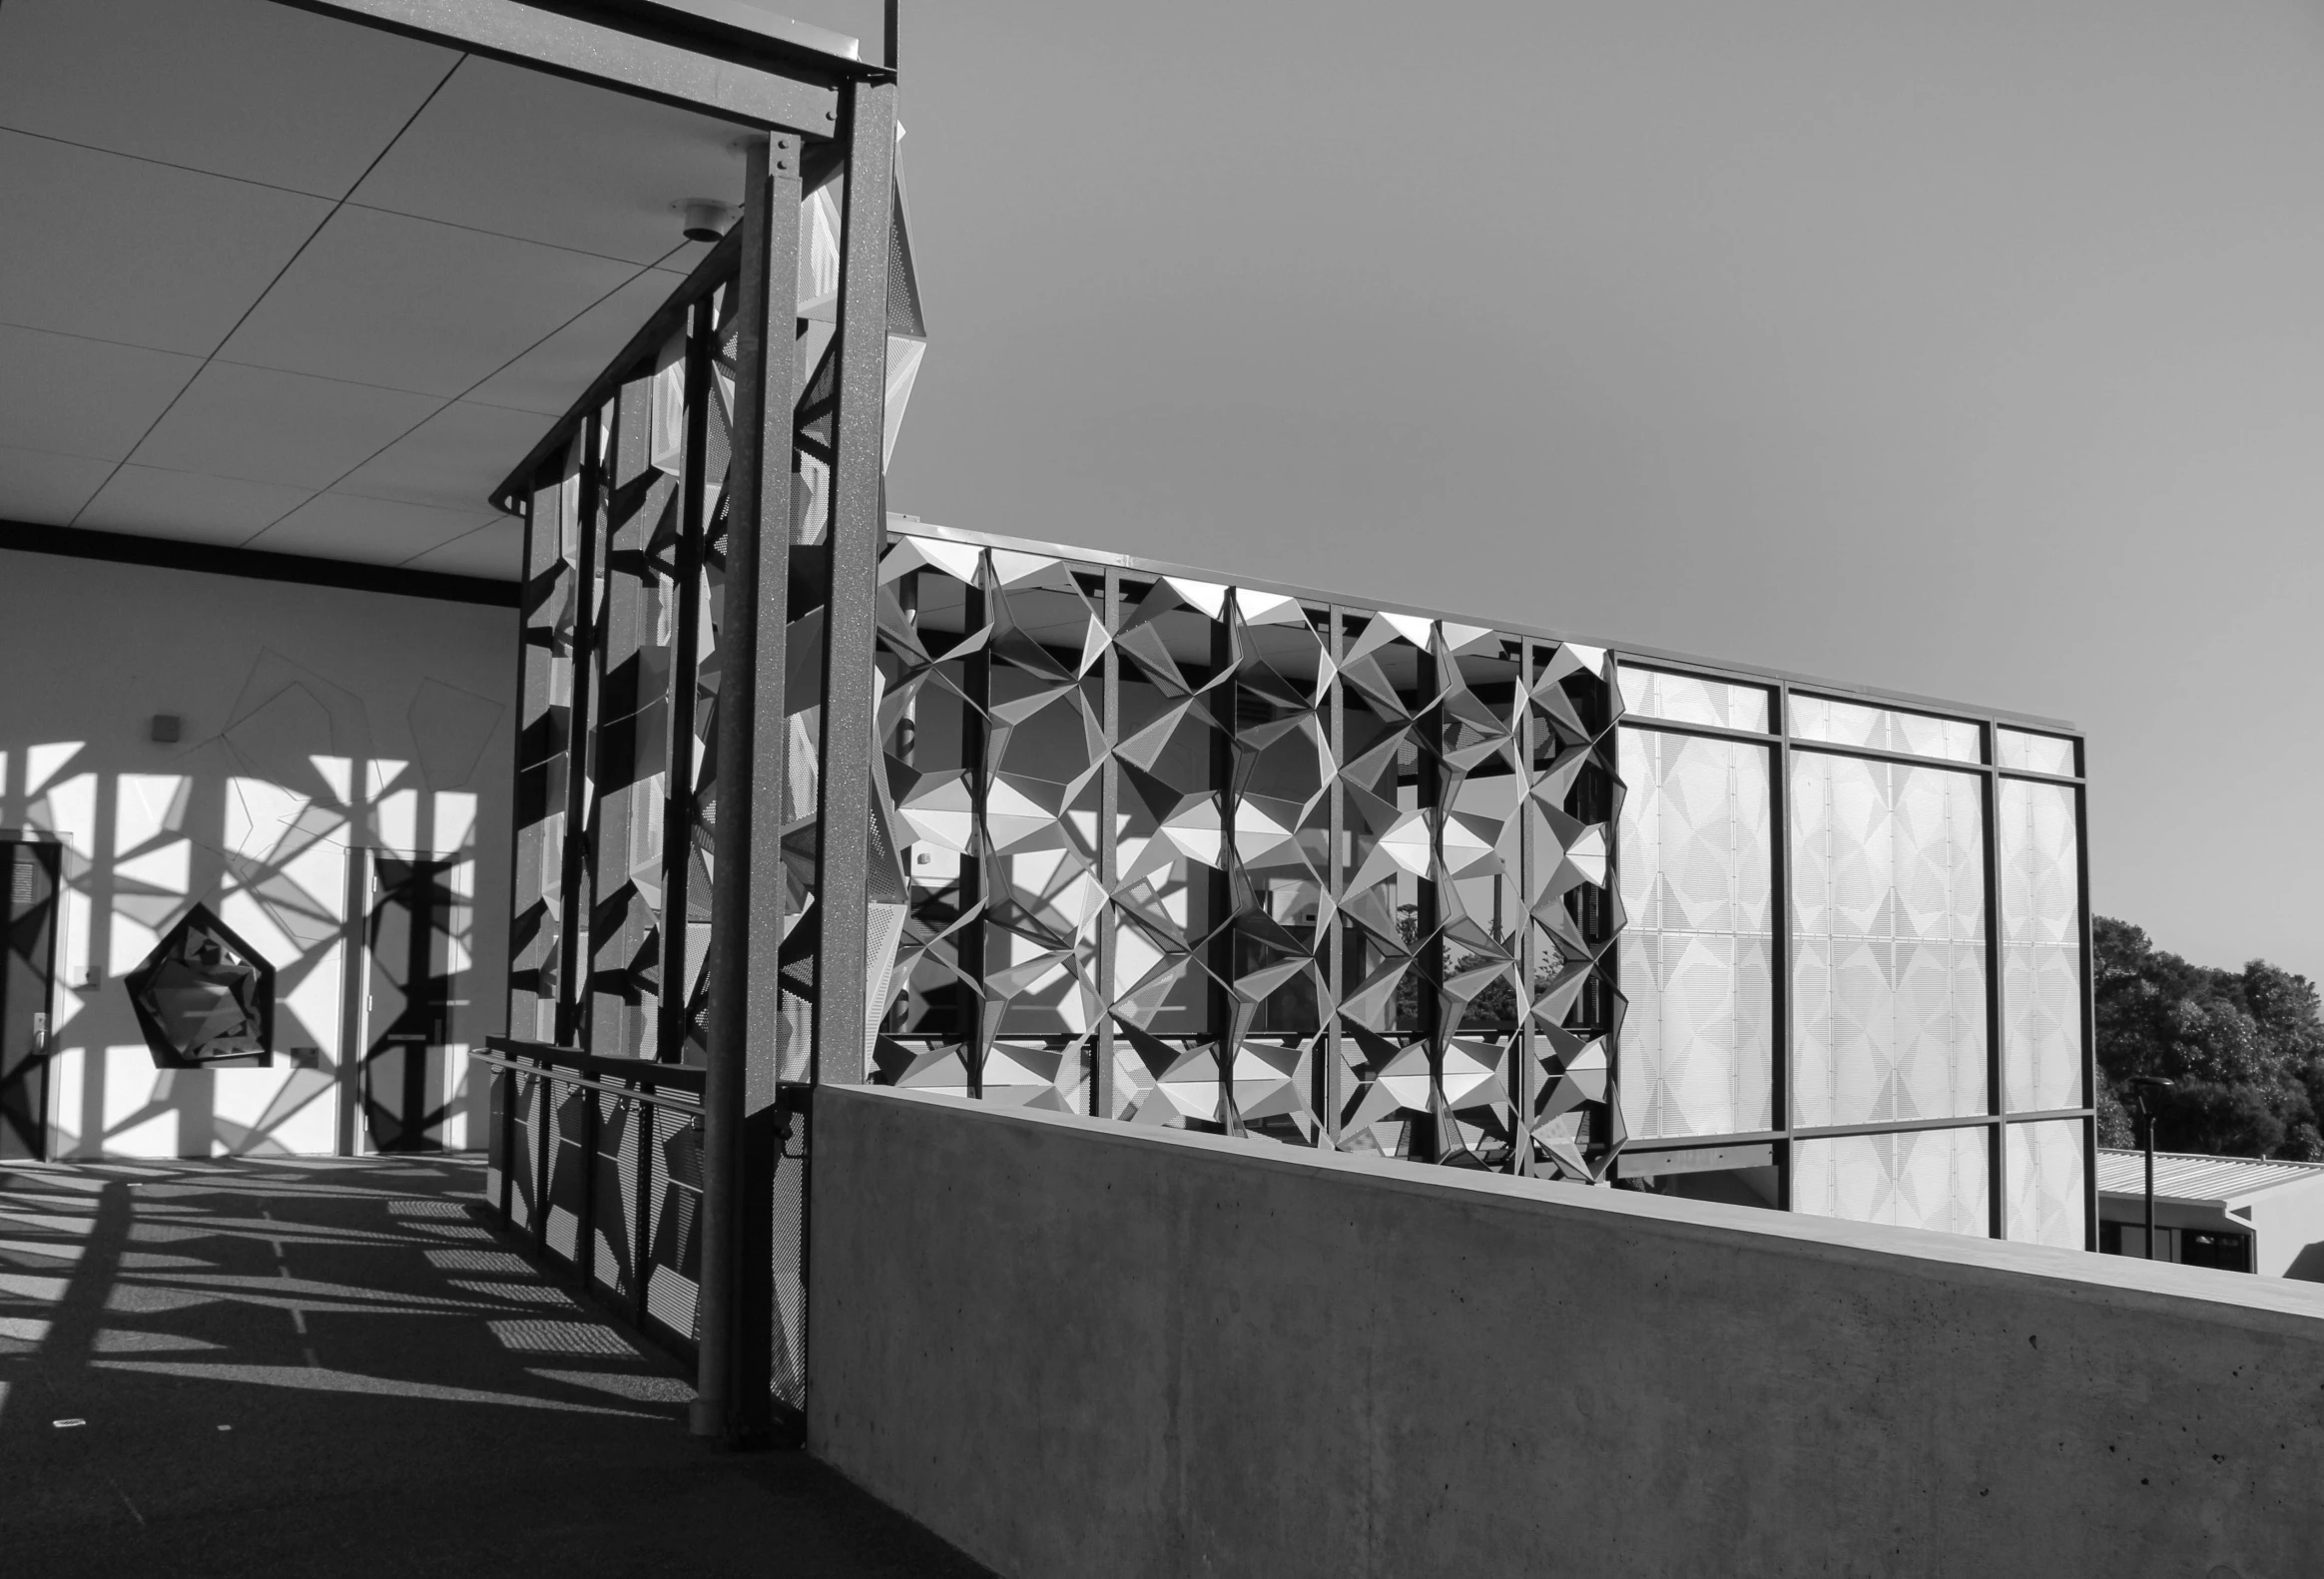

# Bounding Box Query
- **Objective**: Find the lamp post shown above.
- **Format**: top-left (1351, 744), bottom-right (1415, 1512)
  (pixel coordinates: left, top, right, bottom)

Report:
top-left (2125, 1075), bottom-right (2175, 1262)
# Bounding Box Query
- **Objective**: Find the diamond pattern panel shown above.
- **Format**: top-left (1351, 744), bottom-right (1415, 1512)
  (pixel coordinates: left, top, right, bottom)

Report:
top-left (2000, 778), bottom-right (2082, 1113)
top-left (1794, 1126), bottom-right (1989, 1238)
top-left (1615, 730), bottom-right (1773, 1141)
top-left (2005, 1118), bottom-right (2084, 1248)
top-left (1792, 755), bottom-right (1988, 1127)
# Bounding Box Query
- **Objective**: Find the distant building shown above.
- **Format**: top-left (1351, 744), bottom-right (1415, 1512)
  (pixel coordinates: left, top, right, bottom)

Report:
top-left (2097, 1149), bottom-right (2324, 1278)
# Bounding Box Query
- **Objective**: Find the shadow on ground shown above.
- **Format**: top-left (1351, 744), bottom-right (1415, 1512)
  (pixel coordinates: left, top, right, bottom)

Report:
top-left (0, 1155), bottom-right (991, 1578)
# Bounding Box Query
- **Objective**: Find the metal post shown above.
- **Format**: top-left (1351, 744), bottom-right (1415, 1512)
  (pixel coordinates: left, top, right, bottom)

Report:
top-left (695, 133), bottom-right (804, 1446)
top-left (2143, 1112), bottom-right (2156, 1263)
top-left (811, 78), bottom-right (900, 1090)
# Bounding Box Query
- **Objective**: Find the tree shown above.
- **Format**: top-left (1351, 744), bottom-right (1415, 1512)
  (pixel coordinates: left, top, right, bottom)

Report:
top-left (2092, 916), bottom-right (2324, 1162)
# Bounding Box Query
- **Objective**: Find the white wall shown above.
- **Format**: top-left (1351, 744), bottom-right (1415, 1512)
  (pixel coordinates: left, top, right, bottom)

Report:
top-left (0, 548), bottom-right (513, 1157)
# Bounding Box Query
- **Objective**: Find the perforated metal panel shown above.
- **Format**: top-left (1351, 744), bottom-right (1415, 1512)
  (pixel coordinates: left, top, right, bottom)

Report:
top-left (589, 1092), bottom-right (642, 1302)
top-left (1616, 730), bottom-right (1774, 1140)
top-left (2005, 1119), bottom-right (2084, 1248)
top-left (544, 1086), bottom-right (590, 1262)
top-left (771, 1120), bottom-right (807, 1412)
top-left (1999, 779), bottom-right (2082, 1114)
top-left (1616, 666), bottom-right (1771, 732)
top-left (643, 1106), bottom-right (705, 1343)
top-left (1792, 756), bottom-right (1988, 1126)
top-left (1790, 696), bottom-right (1980, 764)
top-left (1996, 728), bottom-right (2075, 777)
top-left (1794, 1126), bottom-right (1989, 1237)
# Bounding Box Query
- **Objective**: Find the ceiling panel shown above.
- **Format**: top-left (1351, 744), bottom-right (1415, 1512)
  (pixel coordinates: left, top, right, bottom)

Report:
top-left (0, 445), bottom-right (115, 525)
top-left (335, 399), bottom-right (554, 513)
top-left (464, 267), bottom-right (692, 417)
top-left (0, 132), bottom-right (331, 356)
top-left (76, 465), bottom-right (312, 544)
top-left (217, 207), bottom-right (642, 398)
top-left (0, 0), bottom-right (456, 199)
top-left (404, 516), bottom-right (526, 580)
top-left (129, 363), bottom-right (441, 490)
top-left (0, 324), bottom-right (203, 462)
top-left (249, 492), bottom-right (504, 566)
top-left (349, 57), bottom-right (738, 265)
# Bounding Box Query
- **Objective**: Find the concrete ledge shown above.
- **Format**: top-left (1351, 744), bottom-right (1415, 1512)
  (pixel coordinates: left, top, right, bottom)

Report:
top-left (810, 1085), bottom-right (2324, 1578)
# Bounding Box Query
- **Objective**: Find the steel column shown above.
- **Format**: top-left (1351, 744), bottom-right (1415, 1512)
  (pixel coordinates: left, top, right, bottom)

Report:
top-left (695, 134), bottom-right (804, 1445)
top-left (809, 79), bottom-right (899, 1089)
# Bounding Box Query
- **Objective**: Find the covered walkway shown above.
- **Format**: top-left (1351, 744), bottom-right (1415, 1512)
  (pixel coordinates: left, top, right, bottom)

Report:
top-left (0, 1156), bottom-right (986, 1577)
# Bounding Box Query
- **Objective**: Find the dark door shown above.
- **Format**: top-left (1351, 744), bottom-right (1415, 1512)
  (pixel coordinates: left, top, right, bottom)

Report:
top-left (361, 854), bottom-right (463, 1153)
top-left (0, 840), bottom-right (61, 1160)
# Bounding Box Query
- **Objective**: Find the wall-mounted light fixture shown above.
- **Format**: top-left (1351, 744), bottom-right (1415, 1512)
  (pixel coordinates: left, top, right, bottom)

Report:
top-left (676, 199), bottom-right (733, 244)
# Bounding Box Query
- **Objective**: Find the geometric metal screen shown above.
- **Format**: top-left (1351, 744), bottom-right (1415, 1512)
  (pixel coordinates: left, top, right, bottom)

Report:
top-left (873, 546), bottom-right (1628, 1180)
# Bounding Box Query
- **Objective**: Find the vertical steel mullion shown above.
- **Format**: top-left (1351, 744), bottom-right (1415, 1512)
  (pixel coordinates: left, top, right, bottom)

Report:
top-left (1416, 647), bottom-right (1442, 1162)
top-left (1209, 616), bottom-right (1236, 1129)
top-left (961, 583), bottom-right (990, 1095)
top-left (1323, 606), bottom-right (1345, 1149)
top-left (811, 78), bottom-right (900, 1089)
top-left (2074, 762), bottom-right (2097, 1252)
top-left (1095, 569), bottom-right (1120, 1120)
top-left (1982, 726), bottom-right (2008, 1241)
top-left (1771, 682), bottom-right (1793, 1211)
top-left (556, 418), bottom-right (605, 1049)
top-left (655, 296), bottom-right (714, 1063)
top-left (1513, 644), bottom-right (1535, 1176)
top-left (697, 134), bottom-right (804, 1447)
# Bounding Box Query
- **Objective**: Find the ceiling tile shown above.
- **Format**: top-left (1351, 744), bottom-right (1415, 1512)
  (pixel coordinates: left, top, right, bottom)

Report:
top-left (0, 0), bottom-right (456, 199)
top-left (465, 268), bottom-right (692, 417)
top-left (404, 517), bottom-right (526, 581)
top-left (0, 324), bottom-right (202, 462)
top-left (75, 466), bottom-right (312, 545)
top-left (0, 445), bottom-right (116, 526)
top-left (217, 207), bottom-right (642, 398)
top-left (130, 363), bottom-right (441, 491)
top-left (335, 400), bottom-right (554, 513)
top-left (0, 132), bottom-right (331, 356)
top-left (349, 58), bottom-right (744, 264)
top-left (247, 492), bottom-right (504, 567)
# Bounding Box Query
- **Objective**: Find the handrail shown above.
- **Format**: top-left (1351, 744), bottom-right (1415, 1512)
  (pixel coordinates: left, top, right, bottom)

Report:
top-left (480, 1037), bottom-right (707, 1113)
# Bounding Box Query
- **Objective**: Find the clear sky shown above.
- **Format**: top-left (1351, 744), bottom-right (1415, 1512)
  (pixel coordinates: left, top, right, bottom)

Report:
top-left (805, 0), bottom-right (2324, 984)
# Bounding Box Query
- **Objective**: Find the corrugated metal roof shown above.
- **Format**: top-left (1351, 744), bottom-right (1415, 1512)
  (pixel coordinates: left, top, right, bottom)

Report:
top-left (2095, 1150), bottom-right (2324, 1206)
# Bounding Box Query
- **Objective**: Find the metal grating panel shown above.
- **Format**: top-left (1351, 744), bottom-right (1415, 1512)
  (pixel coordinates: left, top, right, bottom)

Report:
top-left (544, 1086), bottom-right (590, 1263)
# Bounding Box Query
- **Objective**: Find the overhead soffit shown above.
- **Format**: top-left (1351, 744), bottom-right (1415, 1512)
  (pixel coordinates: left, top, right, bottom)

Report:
top-left (0, 0), bottom-right (782, 581)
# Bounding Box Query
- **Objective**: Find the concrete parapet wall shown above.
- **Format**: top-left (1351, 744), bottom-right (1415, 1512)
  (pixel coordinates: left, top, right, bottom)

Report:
top-left (809, 1086), bottom-right (2324, 1579)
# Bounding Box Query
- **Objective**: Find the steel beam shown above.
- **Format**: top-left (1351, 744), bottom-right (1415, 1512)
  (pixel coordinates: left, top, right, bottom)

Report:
top-left (273, 0), bottom-right (850, 133)
top-left (808, 79), bottom-right (898, 1089)
top-left (694, 134), bottom-right (804, 1446)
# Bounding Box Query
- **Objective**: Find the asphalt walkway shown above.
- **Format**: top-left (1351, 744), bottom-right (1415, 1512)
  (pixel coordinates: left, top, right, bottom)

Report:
top-left (0, 1154), bottom-right (989, 1578)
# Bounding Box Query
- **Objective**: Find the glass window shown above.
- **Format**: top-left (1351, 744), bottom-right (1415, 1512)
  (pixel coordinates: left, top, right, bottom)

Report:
top-left (1998, 780), bottom-right (2082, 1113)
top-left (1996, 728), bottom-right (2076, 777)
top-left (2005, 1119), bottom-right (2084, 1248)
top-left (1794, 1127), bottom-right (1990, 1238)
top-left (1616, 667), bottom-right (1770, 732)
top-left (1615, 730), bottom-right (1774, 1140)
top-left (1792, 755), bottom-right (1988, 1125)
top-left (1790, 695), bottom-right (1981, 765)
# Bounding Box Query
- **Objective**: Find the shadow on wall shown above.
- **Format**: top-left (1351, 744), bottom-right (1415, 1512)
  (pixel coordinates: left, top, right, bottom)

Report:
top-left (4, 648), bottom-right (505, 1159)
